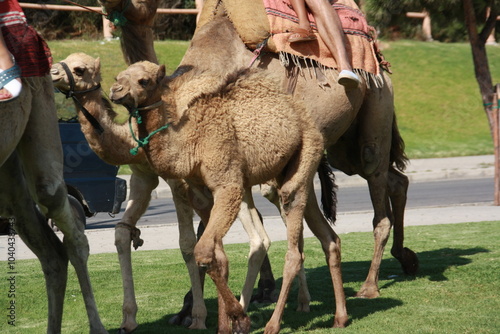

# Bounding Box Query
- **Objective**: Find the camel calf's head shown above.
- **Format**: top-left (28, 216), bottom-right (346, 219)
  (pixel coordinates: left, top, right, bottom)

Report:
top-left (51, 53), bottom-right (102, 93)
top-left (110, 61), bottom-right (166, 111)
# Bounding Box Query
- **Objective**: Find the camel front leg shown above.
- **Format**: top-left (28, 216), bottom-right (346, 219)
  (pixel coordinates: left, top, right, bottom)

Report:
top-left (115, 165), bottom-right (158, 334)
top-left (194, 184), bottom-right (250, 333)
top-left (167, 178), bottom-right (207, 329)
top-left (238, 189), bottom-right (271, 312)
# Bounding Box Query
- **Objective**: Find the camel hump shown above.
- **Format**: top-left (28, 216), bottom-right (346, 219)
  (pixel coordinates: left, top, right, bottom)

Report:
top-left (197, 0), bottom-right (270, 50)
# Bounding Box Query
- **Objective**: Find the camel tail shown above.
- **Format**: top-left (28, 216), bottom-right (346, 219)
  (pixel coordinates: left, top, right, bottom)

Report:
top-left (390, 114), bottom-right (409, 172)
top-left (317, 154), bottom-right (338, 225)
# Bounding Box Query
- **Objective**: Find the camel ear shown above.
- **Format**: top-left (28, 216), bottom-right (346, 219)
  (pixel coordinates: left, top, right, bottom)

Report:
top-left (94, 57), bottom-right (101, 74)
top-left (157, 65), bottom-right (166, 84)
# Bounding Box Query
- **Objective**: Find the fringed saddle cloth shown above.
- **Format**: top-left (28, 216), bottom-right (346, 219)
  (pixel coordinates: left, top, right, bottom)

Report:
top-left (198, 0), bottom-right (390, 86)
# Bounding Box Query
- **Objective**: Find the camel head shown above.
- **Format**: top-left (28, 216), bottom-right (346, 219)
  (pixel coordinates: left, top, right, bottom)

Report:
top-left (51, 53), bottom-right (102, 93)
top-left (110, 61), bottom-right (166, 111)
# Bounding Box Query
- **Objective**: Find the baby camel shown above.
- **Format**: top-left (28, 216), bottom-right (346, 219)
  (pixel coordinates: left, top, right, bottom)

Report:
top-left (110, 61), bottom-right (348, 333)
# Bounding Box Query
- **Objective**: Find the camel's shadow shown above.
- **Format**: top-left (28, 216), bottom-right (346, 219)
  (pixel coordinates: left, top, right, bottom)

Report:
top-left (112, 246), bottom-right (489, 333)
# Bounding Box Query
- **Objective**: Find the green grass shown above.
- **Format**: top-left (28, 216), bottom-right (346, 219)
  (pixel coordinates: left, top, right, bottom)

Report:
top-left (48, 39), bottom-right (499, 166)
top-left (383, 41), bottom-right (500, 158)
top-left (1, 221), bottom-right (499, 333)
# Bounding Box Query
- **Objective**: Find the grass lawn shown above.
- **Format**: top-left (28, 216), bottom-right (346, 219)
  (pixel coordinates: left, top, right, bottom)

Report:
top-left (1, 221), bottom-right (499, 333)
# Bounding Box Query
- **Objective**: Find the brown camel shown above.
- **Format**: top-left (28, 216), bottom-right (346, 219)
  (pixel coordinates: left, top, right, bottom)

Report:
top-left (0, 78), bottom-right (107, 332)
top-left (109, 60), bottom-right (348, 333)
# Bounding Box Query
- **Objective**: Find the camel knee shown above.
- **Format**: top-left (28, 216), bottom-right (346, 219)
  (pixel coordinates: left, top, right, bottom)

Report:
top-left (373, 217), bottom-right (391, 243)
top-left (361, 142), bottom-right (381, 175)
top-left (35, 180), bottom-right (68, 216)
top-left (248, 237), bottom-right (269, 265)
top-left (115, 225), bottom-right (133, 252)
top-left (284, 249), bottom-right (303, 275)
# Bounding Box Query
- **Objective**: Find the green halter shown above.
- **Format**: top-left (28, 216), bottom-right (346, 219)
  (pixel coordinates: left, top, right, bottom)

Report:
top-left (128, 101), bottom-right (169, 155)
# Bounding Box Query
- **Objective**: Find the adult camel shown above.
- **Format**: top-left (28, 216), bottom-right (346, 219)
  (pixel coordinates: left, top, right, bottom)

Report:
top-left (0, 77), bottom-right (107, 332)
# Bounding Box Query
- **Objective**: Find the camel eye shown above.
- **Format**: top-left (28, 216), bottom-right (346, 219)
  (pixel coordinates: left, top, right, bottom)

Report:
top-left (139, 79), bottom-right (150, 87)
top-left (74, 67), bottom-right (85, 77)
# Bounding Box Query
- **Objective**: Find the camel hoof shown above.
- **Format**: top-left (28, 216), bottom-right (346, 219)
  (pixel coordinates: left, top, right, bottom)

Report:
top-left (168, 314), bottom-right (183, 326)
top-left (117, 327), bottom-right (135, 334)
top-left (232, 315), bottom-right (251, 334)
top-left (264, 322), bottom-right (280, 334)
top-left (355, 286), bottom-right (380, 299)
top-left (296, 302), bottom-right (310, 312)
top-left (401, 247), bottom-right (419, 275)
top-left (181, 315), bottom-right (193, 328)
top-left (188, 317), bottom-right (207, 330)
top-left (333, 315), bottom-right (348, 328)
top-left (251, 278), bottom-right (277, 304)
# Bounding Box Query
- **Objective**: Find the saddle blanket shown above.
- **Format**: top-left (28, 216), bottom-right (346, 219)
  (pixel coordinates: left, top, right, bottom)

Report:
top-left (263, 0), bottom-right (380, 75)
top-left (199, 0), bottom-right (385, 76)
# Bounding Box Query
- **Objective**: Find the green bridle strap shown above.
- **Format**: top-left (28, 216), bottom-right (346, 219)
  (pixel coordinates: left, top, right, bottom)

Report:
top-left (103, 0), bottom-right (131, 27)
top-left (128, 105), bottom-right (170, 156)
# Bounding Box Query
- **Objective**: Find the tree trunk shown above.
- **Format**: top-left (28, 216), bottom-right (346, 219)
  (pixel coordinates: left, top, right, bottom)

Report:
top-left (463, 0), bottom-right (499, 205)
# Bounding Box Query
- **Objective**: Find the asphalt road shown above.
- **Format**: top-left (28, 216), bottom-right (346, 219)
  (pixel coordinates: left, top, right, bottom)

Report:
top-left (85, 177), bottom-right (494, 230)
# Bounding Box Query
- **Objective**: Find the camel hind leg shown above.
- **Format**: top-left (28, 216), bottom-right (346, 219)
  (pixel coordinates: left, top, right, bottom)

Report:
top-left (303, 187), bottom-right (348, 327)
top-left (353, 78), bottom-right (405, 298)
top-left (388, 167), bottom-right (419, 275)
top-left (238, 189), bottom-right (271, 311)
top-left (0, 152), bottom-right (69, 334)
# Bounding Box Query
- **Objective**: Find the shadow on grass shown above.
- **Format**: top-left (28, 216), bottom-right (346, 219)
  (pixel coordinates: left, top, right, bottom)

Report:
top-left (109, 246), bottom-right (489, 333)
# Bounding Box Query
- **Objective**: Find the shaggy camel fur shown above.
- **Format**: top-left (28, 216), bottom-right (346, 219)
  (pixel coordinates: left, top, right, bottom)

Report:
top-left (109, 61), bottom-right (348, 333)
top-left (0, 77), bottom-right (107, 333)
top-left (98, 0), bottom-right (291, 331)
